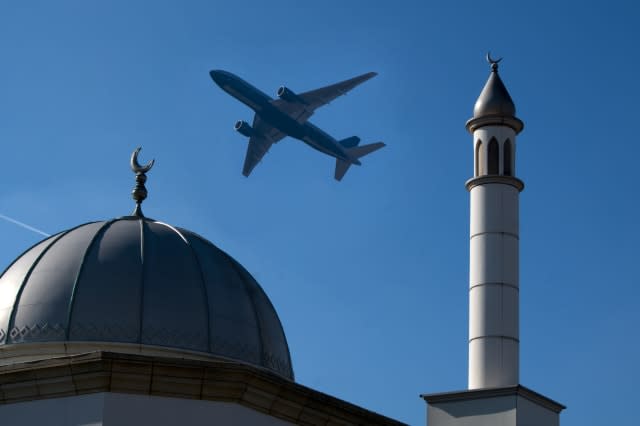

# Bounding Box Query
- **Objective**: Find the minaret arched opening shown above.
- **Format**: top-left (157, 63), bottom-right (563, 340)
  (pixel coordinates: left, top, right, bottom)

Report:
top-left (487, 138), bottom-right (499, 175)
top-left (475, 140), bottom-right (483, 176)
top-left (504, 139), bottom-right (513, 176)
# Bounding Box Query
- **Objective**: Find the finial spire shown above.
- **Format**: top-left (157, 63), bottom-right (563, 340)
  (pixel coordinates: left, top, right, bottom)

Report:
top-left (486, 52), bottom-right (502, 72)
top-left (130, 147), bottom-right (155, 217)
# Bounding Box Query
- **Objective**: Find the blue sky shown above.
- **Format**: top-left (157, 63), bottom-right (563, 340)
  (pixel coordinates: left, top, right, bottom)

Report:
top-left (1, 1), bottom-right (638, 424)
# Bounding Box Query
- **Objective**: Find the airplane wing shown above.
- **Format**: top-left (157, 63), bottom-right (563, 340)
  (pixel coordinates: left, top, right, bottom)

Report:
top-left (271, 72), bottom-right (377, 123)
top-left (242, 114), bottom-right (286, 176)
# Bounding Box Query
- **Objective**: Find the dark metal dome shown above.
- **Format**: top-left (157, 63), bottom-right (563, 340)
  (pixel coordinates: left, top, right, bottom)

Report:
top-left (0, 216), bottom-right (293, 379)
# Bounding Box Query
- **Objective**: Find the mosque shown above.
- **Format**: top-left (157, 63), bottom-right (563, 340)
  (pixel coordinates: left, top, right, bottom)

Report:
top-left (0, 60), bottom-right (564, 425)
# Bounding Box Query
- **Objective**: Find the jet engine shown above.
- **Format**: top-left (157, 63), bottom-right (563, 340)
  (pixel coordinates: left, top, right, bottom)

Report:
top-left (234, 120), bottom-right (254, 137)
top-left (277, 86), bottom-right (305, 104)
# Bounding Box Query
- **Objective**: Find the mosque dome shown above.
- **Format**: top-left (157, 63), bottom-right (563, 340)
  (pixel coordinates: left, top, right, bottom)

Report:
top-left (0, 150), bottom-right (293, 380)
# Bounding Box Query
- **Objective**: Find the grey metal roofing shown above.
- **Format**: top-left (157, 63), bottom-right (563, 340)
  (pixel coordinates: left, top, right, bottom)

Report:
top-left (0, 216), bottom-right (293, 380)
top-left (472, 65), bottom-right (517, 119)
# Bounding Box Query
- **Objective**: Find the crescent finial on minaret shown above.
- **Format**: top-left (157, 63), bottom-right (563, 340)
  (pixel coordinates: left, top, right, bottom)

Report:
top-left (486, 52), bottom-right (503, 71)
top-left (130, 147), bottom-right (154, 217)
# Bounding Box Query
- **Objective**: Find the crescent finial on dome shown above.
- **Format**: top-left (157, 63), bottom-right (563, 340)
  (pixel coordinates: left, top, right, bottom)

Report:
top-left (130, 147), bottom-right (154, 217)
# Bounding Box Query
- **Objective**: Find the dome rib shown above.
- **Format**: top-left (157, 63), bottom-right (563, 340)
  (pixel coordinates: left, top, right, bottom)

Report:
top-left (0, 235), bottom-right (59, 344)
top-left (65, 220), bottom-right (116, 339)
top-left (226, 253), bottom-right (266, 366)
top-left (155, 221), bottom-right (212, 352)
top-left (253, 272), bottom-right (293, 377)
top-left (0, 235), bottom-right (55, 279)
top-left (138, 218), bottom-right (146, 343)
top-left (5, 222), bottom-right (96, 344)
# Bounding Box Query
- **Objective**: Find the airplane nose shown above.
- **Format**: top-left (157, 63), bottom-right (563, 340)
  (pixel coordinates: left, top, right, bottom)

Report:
top-left (209, 70), bottom-right (225, 85)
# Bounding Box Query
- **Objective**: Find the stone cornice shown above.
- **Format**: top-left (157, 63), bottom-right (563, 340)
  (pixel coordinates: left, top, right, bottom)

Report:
top-left (466, 115), bottom-right (524, 134)
top-left (420, 384), bottom-right (565, 414)
top-left (465, 175), bottom-right (525, 192)
top-left (0, 351), bottom-right (406, 426)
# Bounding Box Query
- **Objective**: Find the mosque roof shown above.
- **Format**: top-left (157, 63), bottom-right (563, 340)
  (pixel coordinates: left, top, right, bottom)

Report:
top-left (0, 149), bottom-right (293, 379)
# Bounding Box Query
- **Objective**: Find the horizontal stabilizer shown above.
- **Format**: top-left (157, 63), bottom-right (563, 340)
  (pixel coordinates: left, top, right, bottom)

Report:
top-left (347, 142), bottom-right (385, 159)
top-left (338, 136), bottom-right (361, 148)
top-left (334, 142), bottom-right (386, 181)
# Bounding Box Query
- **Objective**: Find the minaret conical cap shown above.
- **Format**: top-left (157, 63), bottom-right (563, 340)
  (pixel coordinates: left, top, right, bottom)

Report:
top-left (466, 55), bottom-right (523, 134)
top-left (473, 67), bottom-right (516, 118)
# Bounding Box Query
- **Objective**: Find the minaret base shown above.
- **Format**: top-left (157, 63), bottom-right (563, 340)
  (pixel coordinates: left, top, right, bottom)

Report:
top-left (422, 385), bottom-right (564, 426)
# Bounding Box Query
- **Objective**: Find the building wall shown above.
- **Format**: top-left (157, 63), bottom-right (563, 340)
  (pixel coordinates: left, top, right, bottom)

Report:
top-left (0, 393), bottom-right (295, 426)
top-left (428, 395), bottom-right (517, 426)
top-left (0, 393), bottom-right (104, 426)
top-left (426, 392), bottom-right (561, 426)
top-left (516, 396), bottom-right (560, 426)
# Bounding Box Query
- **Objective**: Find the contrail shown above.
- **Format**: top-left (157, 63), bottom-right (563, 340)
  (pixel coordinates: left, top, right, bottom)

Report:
top-left (0, 213), bottom-right (51, 237)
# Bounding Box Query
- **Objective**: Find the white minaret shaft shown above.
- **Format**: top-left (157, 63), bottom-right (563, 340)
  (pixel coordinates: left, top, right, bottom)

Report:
top-left (422, 58), bottom-right (565, 426)
top-left (466, 59), bottom-right (524, 389)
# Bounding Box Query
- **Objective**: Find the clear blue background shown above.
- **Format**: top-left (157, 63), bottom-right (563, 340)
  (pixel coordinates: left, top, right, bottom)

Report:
top-left (1, 1), bottom-right (638, 425)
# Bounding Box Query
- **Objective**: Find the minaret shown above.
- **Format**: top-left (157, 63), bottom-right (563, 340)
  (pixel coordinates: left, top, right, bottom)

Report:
top-left (466, 55), bottom-right (524, 389)
top-left (421, 57), bottom-right (565, 425)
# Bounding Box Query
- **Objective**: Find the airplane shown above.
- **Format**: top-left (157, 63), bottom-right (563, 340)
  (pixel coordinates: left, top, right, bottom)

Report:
top-left (209, 70), bottom-right (385, 181)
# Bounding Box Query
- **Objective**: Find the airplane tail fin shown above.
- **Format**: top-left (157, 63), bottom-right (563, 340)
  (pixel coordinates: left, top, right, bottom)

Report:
top-left (338, 136), bottom-right (361, 148)
top-left (335, 159), bottom-right (351, 181)
top-left (334, 142), bottom-right (386, 181)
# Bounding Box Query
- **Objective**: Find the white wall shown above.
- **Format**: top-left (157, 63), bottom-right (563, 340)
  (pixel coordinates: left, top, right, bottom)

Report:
top-left (427, 394), bottom-right (561, 426)
top-left (0, 393), bottom-right (104, 426)
top-left (0, 393), bottom-right (295, 426)
top-left (428, 395), bottom-right (516, 426)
